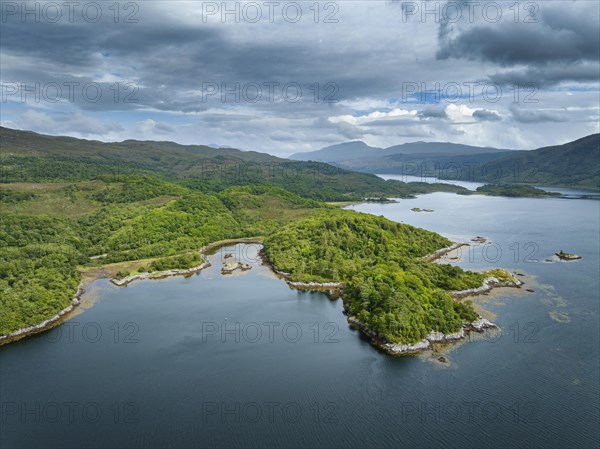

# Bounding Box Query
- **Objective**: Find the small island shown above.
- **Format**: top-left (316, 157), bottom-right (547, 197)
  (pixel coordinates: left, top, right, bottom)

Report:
top-left (411, 207), bottom-right (434, 212)
top-left (556, 250), bottom-right (582, 261)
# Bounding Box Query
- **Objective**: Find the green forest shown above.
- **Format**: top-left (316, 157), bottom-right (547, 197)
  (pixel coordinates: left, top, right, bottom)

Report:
top-left (1, 127), bottom-right (496, 344)
top-left (0, 179), bottom-right (326, 335)
top-left (263, 210), bottom-right (483, 344)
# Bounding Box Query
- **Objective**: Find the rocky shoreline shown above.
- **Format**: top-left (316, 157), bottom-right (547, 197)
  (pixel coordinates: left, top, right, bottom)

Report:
top-left (262, 247), bottom-right (522, 356)
top-left (423, 242), bottom-right (470, 262)
top-left (110, 261), bottom-right (211, 287)
top-left (2, 239), bottom-right (525, 352)
top-left (345, 273), bottom-right (524, 355)
top-left (451, 275), bottom-right (523, 299)
top-left (347, 316), bottom-right (496, 355)
top-left (0, 282), bottom-right (86, 345)
top-left (0, 238), bottom-right (263, 345)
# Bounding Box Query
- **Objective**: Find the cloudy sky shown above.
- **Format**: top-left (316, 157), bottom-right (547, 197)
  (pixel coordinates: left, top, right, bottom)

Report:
top-left (1, 0), bottom-right (598, 156)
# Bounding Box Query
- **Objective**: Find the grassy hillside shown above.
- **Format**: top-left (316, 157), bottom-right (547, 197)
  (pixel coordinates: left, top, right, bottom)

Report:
top-left (459, 134), bottom-right (600, 190)
top-left (0, 127), bottom-right (469, 200)
top-left (298, 135), bottom-right (600, 191)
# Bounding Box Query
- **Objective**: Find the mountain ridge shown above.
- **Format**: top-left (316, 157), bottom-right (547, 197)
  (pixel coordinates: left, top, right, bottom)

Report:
top-left (289, 140), bottom-right (512, 162)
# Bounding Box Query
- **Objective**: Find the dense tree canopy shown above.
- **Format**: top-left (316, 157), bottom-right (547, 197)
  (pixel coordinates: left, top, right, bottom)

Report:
top-left (263, 210), bottom-right (483, 343)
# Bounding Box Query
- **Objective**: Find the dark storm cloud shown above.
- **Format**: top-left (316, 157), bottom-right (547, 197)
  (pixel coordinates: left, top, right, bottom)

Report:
top-left (417, 108), bottom-right (448, 119)
top-left (0, 12), bottom-right (399, 113)
top-left (473, 109), bottom-right (501, 122)
top-left (1, 1), bottom-right (598, 151)
top-left (437, 23), bottom-right (599, 66)
top-left (436, 2), bottom-right (599, 66)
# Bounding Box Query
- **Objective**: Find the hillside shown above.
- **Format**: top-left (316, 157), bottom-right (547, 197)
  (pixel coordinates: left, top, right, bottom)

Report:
top-left (442, 134), bottom-right (600, 190)
top-left (0, 179), bottom-right (328, 336)
top-left (290, 134), bottom-right (600, 190)
top-left (0, 127), bottom-right (468, 200)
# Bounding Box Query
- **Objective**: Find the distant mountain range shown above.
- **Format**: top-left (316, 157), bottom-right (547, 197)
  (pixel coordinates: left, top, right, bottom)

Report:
top-left (289, 141), bottom-right (510, 163)
top-left (290, 136), bottom-right (600, 190)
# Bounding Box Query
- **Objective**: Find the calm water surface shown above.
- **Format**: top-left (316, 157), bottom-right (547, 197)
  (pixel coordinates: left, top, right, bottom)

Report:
top-left (380, 173), bottom-right (598, 197)
top-left (1, 194), bottom-right (599, 449)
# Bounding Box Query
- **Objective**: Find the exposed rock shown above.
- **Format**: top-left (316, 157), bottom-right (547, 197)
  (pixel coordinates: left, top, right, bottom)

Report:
top-left (111, 261), bottom-right (211, 286)
top-left (451, 275), bottom-right (523, 299)
top-left (287, 281), bottom-right (343, 289)
top-left (555, 251), bottom-right (582, 261)
top-left (423, 242), bottom-right (469, 262)
top-left (411, 207), bottom-right (434, 212)
top-left (467, 318), bottom-right (496, 332)
top-left (347, 316), bottom-right (493, 356)
top-left (221, 262), bottom-right (251, 274)
top-left (471, 236), bottom-right (487, 243)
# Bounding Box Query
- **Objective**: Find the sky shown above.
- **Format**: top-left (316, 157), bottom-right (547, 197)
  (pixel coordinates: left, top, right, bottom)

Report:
top-left (1, 0), bottom-right (599, 156)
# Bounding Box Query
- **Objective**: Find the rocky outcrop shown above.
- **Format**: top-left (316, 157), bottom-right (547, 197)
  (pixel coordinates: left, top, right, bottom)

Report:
top-left (287, 281), bottom-right (343, 289)
top-left (221, 262), bottom-right (251, 274)
top-left (347, 316), bottom-right (496, 355)
top-left (423, 242), bottom-right (469, 262)
top-left (465, 318), bottom-right (496, 332)
top-left (555, 251), bottom-right (582, 261)
top-left (451, 276), bottom-right (522, 299)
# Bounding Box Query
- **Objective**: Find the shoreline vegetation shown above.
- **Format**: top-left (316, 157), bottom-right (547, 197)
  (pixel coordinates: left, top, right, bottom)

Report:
top-left (261, 210), bottom-right (530, 354)
top-left (264, 242), bottom-right (524, 355)
top-left (0, 283), bottom-right (86, 345)
top-left (0, 236), bottom-right (524, 353)
top-left (0, 238), bottom-right (263, 345)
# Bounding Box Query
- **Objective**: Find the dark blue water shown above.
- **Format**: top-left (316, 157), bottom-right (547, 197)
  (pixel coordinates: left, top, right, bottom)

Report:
top-left (1, 194), bottom-right (599, 449)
